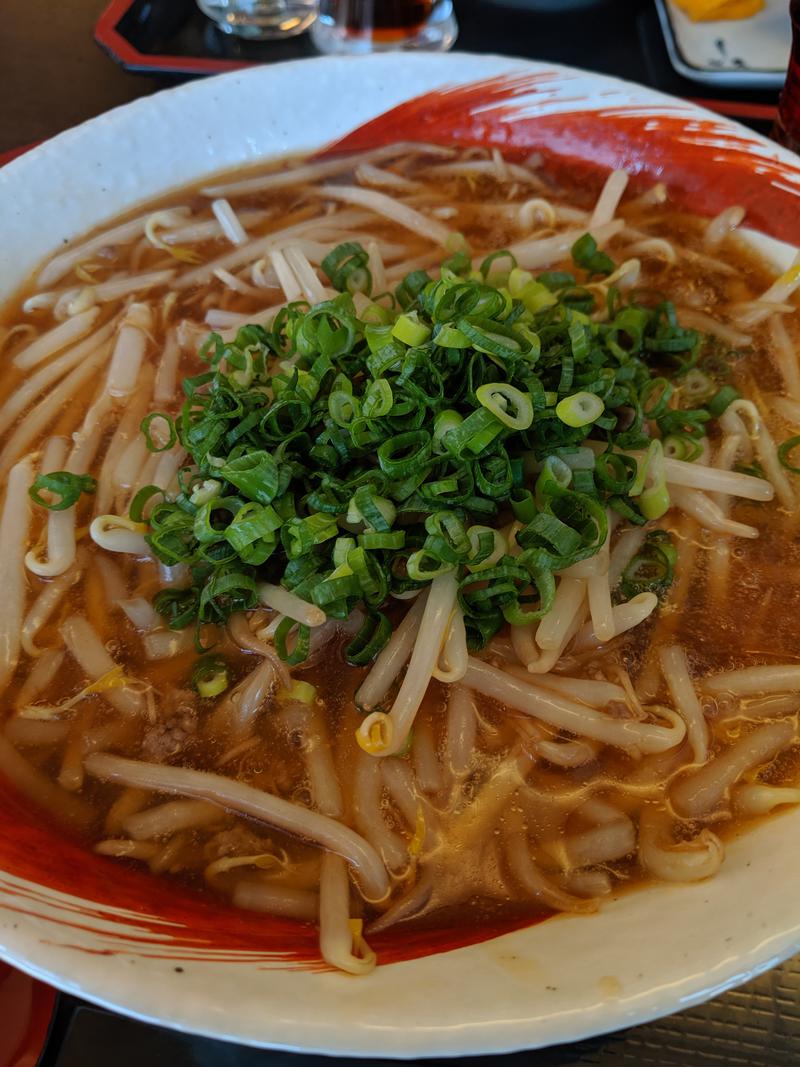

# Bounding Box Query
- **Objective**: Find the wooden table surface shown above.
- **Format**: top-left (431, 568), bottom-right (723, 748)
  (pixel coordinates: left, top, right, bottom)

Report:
top-left (1, 1), bottom-right (166, 154)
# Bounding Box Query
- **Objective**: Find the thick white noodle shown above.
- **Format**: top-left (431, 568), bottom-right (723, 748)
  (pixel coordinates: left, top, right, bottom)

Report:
top-left (60, 615), bottom-right (145, 716)
top-left (769, 316), bottom-right (800, 402)
top-left (107, 304), bottom-right (152, 399)
top-left (199, 144), bottom-right (437, 198)
top-left (89, 515), bottom-right (150, 555)
top-left (232, 880), bottom-right (319, 921)
top-left (657, 454), bottom-right (774, 501)
top-left (0, 319), bottom-right (117, 439)
top-left (36, 207), bottom-right (189, 287)
top-left (142, 629), bottom-right (195, 660)
top-left (545, 817), bottom-right (636, 869)
top-left (0, 337), bottom-right (113, 479)
top-left (152, 447), bottom-right (187, 494)
top-left (163, 209), bottom-right (267, 246)
top-left (47, 270), bottom-right (175, 319)
top-left (0, 458), bottom-right (34, 694)
top-left (704, 205), bottom-right (745, 249)
top-left (216, 657), bottom-right (277, 740)
top-left (506, 825), bottom-right (596, 912)
top-left (352, 750), bottom-right (408, 872)
top-left (671, 720), bottom-right (795, 818)
top-left (317, 184), bottom-right (451, 245)
top-left (124, 799), bottom-right (222, 840)
top-left (660, 645), bottom-right (709, 764)
top-left (174, 209), bottom-right (371, 290)
top-left (117, 597), bottom-right (160, 632)
top-left (623, 237), bottom-right (677, 264)
top-left (536, 577), bottom-right (586, 650)
top-left (0, 734), bottom-right (92, 829)
top-left (607, 526), bottom-right (647, 589)
top-left (726, 398), bottom-right (794, 509)
top-left (211, 198), bottom-right (248, 246)
top-left (445, 686), bottom-right (477, 780)
top-left (535, 736), bottom-right (599, 768)
top-left (284, 701), bottom-right (343, 820)
top-left (732, 784), bottom-right (800, 816)
top-left (319, 852), bottom-right (377, 975)
top-left (94, 365), bottom-right (154, 514)
top-left (522, 672), bottom-right (627, 707)
top-left (512, 602), bottom-right (586, 674)
top-left (356, 592), bottom-right (428, 710)
top-left (366, 241), bottom-right (387, 293)
top-left (226, 613), bottom-right (291, 689)
top-left (14, 648), bottom-right (65, 708)
top-left (507, 220), bottom-right (624, 271)
top-left (669, 485), bottom-right (759, 538)
top-left (358, 573), bottom-right (457, 755)
top-left (151, 328), bottom-right (180, 407)
top-left (356, 162), bottom-right (419, 190)
top-left (707, 433), bottom-right (746, 599)
top-left (21, 559), bottom-right (82, 657)
top-left (412, 717), bottom-right (444, 796)
top-left (590, 169), bottom-right (628, 227)
top-left (639, 807), bottom-right (723, 882)
top-left (432, 606), bottom-right (468, 683)
top-left (112, 437), bottom-right (149, 493)
top-left (586, 529), bottom-right (614, 642)
top-left (12, 307), bottom-right (101, 370)
top-left (269, 249), bottom-right (303, 302)
top-left (283, 246), bottom-right (329, 303)
top-left (735, 254), bottom-right (800, 327)
top-left (676, 308), bottom-right (751, 349)
top-left (464, 659), bottom-right (686, 752)
top-left (572, 592), bottom-right (658, 652)
top-left (85, 753), bottom-right (390, 901)
top-left (704, 664), bottom-right (800, 696)
top-left (257, 583), bottom-right (325, 627)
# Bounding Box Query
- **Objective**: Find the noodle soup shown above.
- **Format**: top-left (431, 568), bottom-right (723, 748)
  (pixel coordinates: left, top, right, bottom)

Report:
top-left (1, 144), bottom-right (799, 975)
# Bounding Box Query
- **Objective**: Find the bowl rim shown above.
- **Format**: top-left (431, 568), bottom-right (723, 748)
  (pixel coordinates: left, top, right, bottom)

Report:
top-left (2, 50), bottom-right (800, 1057)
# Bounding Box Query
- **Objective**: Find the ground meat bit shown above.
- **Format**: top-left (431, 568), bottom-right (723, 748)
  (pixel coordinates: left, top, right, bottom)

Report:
top-left (202, 826), bottom-right (272, 863)
top-left (141, 702), bottom-right (197, 763)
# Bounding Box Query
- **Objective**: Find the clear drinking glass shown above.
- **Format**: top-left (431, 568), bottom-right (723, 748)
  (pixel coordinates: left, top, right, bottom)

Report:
top-left (310, 0), bottom-right (457, 54)
top-left (197, 0), bottom-right (318, 39)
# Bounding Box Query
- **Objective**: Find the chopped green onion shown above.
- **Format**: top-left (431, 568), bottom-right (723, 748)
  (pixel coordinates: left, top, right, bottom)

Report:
top-left (556, 391), bottom-right (604, 428)
top-left (392, 311), bottom-right (432, 347)
top-left (618, 530), bottom-right (677, 599)
top-left (191, 655), bottom-right (229, 698)
top-left (278, 679), bottom-right (317, 704)
top-left (29, 472), bottom-right (96, 512)
top-left (571, 233), bottom-right (614, 275)
top-left (778, 434), bottom-right (800, 474)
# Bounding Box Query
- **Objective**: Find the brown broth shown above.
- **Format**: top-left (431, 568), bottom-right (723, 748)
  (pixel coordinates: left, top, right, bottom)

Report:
top-left (1, 146), bottom-right (799, 954)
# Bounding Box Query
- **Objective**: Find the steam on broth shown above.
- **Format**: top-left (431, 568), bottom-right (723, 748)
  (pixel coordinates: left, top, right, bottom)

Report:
top-left (2, 143), bottom-right (800, 975)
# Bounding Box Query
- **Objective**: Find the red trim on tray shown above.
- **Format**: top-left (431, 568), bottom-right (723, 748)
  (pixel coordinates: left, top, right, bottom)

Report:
top-left (95, 0), bottom-right (252, 76)
top-left (689, 97), bottom-right (778, 123)
top-left (0, 962), bottom-right (56, 1067)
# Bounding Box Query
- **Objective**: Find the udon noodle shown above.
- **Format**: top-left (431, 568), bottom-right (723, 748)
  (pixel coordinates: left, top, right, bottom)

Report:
top-left (2, 144), bottom-right (800, 975)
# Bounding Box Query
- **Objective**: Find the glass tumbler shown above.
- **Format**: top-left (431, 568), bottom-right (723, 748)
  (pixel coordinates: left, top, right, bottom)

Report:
top-left (197, 0), bottom-right (318, 39)
top-left (311, 0), bottom-right (457, 54)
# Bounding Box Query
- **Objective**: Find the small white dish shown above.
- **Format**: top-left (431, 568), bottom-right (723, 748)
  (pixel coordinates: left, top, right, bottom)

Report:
top-left (656, 0), bottom-right (791, 87)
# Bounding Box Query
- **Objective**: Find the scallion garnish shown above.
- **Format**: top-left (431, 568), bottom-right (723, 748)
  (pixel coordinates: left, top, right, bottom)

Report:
top-left (132, 239), bottom-right (737, 665)
top-left (29, 472), bottom-right (97, 511)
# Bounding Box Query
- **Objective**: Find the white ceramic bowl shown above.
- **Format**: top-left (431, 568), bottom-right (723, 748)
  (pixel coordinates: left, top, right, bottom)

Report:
top-left (2, 53), bottom-right (800, 1057)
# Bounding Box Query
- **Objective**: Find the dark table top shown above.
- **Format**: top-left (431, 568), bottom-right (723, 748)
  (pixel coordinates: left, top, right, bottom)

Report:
top-left (3, 1), bottom-right (800, 1064)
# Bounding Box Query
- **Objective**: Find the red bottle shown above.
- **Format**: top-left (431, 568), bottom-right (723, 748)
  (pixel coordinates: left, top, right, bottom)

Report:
top-left (775, 0), bottom-right (800, 151)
